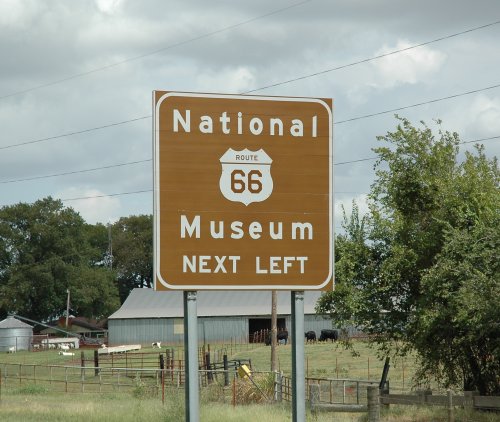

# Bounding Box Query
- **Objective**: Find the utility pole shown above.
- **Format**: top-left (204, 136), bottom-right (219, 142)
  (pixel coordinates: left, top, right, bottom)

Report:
top-left (107, 222), bottom-right (113, 269)
top-left (65, 289), bottom-right (70, 329)
top-left (271, 290), bottom-right (277, 371)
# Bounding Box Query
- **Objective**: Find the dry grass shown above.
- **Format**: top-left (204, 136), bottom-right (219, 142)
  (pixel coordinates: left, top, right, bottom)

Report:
top-left (1, 342), bottom-right (498, 421)
top-left (2, 392), bottom-right (497, 422)
top-left (230, 340), bottom-right (420, 392)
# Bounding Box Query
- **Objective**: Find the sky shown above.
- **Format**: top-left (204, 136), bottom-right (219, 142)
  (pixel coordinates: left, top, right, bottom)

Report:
top-left (1, 0), bottom-right (499, 228)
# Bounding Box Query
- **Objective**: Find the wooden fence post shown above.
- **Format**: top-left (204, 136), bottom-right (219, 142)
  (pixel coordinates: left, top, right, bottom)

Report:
top-left (463, 390), bottom-right (477, 412)
top-left (161, 369), bottom-right (165, 405)
top-left (275, 371), bottom-right (283, 402)
top-left (309, 383), bottom-right (320, 413)
top-left (223, 354), bottom-right (229, 387)
top-left (94, 350), bottom-right (99, 376)
top-left (205, 352), bottom-right (212, 384)
top-left (80, 351), bottom-right (85, 381)
top-left (232, 374), bottom-right (236, 407)
top-left (447, 390), bottom-right (454, 422)
top-left (367, 385), bottom-right (380, 422)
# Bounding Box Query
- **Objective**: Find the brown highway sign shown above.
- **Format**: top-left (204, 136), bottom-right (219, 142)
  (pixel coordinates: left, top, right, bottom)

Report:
top-left (153, 91), bottom-right (333, 290)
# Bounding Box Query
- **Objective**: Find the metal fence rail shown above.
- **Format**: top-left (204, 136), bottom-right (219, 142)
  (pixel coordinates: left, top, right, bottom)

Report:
top-left (0, 363), bottom-right (244, 395)
top-left (277, 375), bottom-right (380, 404)
top-left (0, 363), bottom-right (165, 394)
top-left (2, 362), bottom-right (499, 417)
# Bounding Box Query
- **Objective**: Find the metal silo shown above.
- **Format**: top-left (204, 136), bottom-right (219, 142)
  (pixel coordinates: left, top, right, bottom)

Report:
top-left (0, 316), bottom-right (33, 352)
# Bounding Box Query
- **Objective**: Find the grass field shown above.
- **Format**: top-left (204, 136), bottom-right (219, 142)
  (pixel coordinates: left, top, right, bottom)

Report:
top-left (229, 340), bottom-right (418, 391)
top-left (0, 341), bottom-right (498, 421)
top-left (1, 388), bottom-right (498, 422)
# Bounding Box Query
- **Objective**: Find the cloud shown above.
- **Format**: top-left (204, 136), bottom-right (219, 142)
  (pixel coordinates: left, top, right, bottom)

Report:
top-left (94, 0), bottom-right (124, 14)
top-left (371, 40), bottom-right (447, 88)
top-left (196, 66), bottom-right (256, 93)
top-left (468, 95), bottom-right (500, 135)
top-left (440, 94), bottom-right (500, 140)
top-left (0, 0), bottom-right (42, 29)
top-left (1, 0), bottom-right (498, 227)
top-left (57, 187), bottom-right (121, 224)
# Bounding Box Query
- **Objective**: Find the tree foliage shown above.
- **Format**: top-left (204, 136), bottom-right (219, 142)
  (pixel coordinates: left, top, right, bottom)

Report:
top-left (110, 215), bottom-right (153, 302)
top-left (415, 220), bottom-right (500, 395)
top-left (0, 197), bottom-right (119, 321)
top-left (318, 117), bottom-right (500, 394)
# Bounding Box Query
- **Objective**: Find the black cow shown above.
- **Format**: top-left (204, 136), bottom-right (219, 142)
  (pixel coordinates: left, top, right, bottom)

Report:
top-left (319, 329), bottom-right (338, 342)
top-left (304, 331), bottom-right (316, 343)
top-left (265, 330), bottom-right (289, 346)
top-left (278, 331), bottom-right (288, 345)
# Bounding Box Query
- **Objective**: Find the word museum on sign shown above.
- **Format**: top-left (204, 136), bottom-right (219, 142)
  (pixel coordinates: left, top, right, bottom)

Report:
top-left (179, 215), bottom-right (314, 241)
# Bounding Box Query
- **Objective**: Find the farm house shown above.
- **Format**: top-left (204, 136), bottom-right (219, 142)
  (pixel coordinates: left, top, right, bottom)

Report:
top-left (108, 288), bottom-right (336, 345)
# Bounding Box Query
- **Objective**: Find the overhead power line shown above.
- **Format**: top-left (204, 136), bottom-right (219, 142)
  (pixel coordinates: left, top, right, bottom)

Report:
top-left (2, 82), bottom-right (499, 151)
top-left (0, 159), bottom-right (151, 184)
top-left (243, 19), bottom-right (500, 94)
top-left (333, 135), bottom-right (500, 166)
top-left (334, 157), bottom-right (377, 166)
top-left (0, 0), bottom-right (312, 100)
top-left (0, 133), bottom-right (496, 206)
top-left (461, 134), bottom-right (500, 145)
top-left (61, 189), bottom-right (152, 202)
top-left (336, 83), bottom-right (500, 124)
top-left (2, 18), bottom-right (499, 151)
top-left (0, 115), bottom-right (150, 151)
top-left (4, 135), bottom-right (496, 189)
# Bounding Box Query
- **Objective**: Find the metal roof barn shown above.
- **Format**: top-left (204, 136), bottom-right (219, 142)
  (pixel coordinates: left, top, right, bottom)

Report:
top-left (108, 289), bottom-right (334, 345)
top-left (0, 316), bottom-right (33, 352)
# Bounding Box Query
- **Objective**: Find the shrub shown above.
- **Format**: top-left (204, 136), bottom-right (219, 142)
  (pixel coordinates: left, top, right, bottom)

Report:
top-left (14, 384), bottom-right (48, 395)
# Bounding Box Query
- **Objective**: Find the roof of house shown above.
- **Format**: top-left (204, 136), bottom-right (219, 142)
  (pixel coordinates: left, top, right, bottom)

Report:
top-left (70, 317), bottom-right (104, 331)
top-left (38, 317), bottom-right (105, 333)
top-left (109, 288), bottom-right (327, 319)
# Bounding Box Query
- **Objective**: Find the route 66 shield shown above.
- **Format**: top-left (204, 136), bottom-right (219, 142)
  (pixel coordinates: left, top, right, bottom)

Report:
top-left (219, 148), bottom-right (273, 206)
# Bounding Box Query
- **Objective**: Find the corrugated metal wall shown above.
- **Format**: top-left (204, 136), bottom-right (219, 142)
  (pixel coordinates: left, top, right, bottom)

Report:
top-left (0, 328), bottom-right (33, 352)
top-left (108, 314), bottom-right (338, 345)
top-left (109, 316), bottom-right (249, 345)
top-left (198, 317), bottom-right (248, 344)
top-left (304, 315), bottom-right (336, 334)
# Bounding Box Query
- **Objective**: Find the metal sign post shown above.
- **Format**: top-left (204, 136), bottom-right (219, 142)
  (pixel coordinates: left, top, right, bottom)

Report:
top-left (184, 291), bottom-right (199, 422)
top-left (291, 291), bottom-right (305, 422)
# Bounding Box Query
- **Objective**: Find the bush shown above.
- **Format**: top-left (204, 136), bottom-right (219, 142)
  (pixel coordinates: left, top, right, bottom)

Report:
top-left (235, 373), bottom-right (274, 404)
top-left (132, 375), bottom-right (156, 399)
top-left (13, 384), bottom-right (48, 395)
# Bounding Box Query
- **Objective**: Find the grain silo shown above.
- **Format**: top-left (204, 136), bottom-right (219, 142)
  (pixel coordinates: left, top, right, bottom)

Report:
top-left (0, 316), bottom-right (33, 352)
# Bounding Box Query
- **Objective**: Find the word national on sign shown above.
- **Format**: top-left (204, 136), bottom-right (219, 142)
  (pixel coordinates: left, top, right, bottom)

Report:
top-left (172, 109), bottom-right (318, 138)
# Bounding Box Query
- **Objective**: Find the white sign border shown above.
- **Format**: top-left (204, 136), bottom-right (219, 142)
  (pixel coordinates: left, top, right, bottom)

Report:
top-left (153, 91), bottom-right (333, 290)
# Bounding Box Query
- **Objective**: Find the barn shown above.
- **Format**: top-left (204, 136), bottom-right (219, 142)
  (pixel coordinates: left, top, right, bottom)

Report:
top-left (108, 288), bottom-right (335, 345)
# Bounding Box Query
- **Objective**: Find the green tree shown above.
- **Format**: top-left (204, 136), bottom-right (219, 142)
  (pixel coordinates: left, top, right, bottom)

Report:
top-left (318, 203), bottom-right (382, 342)
top-left (111, 215), bottom-right (153, 302)
top-left (69, 266), bottom-right (120, 320)
top-left (415, 220), bottom-right (500, 395)
top-left (0, 197), bottom-right (119, 321)
top-left (318, 117), bottom-right (500, 393)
